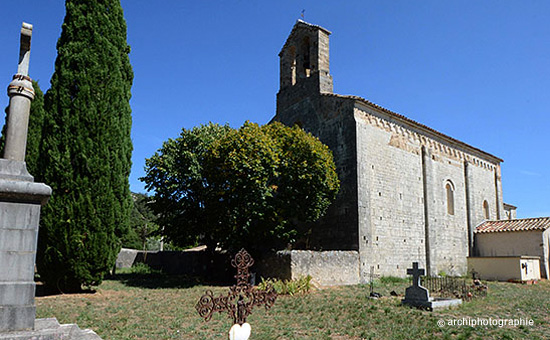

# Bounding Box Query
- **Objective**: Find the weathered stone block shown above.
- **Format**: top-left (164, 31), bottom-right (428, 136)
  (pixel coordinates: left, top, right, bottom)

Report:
top-left (0, 283), bottom-right (34, 306)
top-left (0, 252), bottom-right (35, 282)
top-left (0, 318), bottom-right (102, 339)
top-left (0, 229), bottom-right (37, 252)
top-left (0, 305), bottom-right (35, 332)
top-left (0, 203), bottom-right (40, 230)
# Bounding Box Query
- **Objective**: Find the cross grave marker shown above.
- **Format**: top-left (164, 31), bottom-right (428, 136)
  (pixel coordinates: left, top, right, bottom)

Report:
top-left (402, 261), bottom-right (462, 310)
top-left (407, 262), bottom-right (425, 288)
top-left (196, 249), bottom-right (277, 340)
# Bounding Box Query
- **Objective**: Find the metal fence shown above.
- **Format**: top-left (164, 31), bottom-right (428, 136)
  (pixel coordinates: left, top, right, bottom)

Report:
top-left (411, 276), bottom-right (488, 301)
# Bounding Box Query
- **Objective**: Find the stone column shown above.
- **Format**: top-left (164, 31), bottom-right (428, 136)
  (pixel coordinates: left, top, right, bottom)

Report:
top-left (464, 161), bottom-right (474, 256)
top-left (4, 23), bottom-right (34, 161)
top-left (421, 146), bottom-right (433, 276)
top-left (0, 22), bottom-right (52, 333)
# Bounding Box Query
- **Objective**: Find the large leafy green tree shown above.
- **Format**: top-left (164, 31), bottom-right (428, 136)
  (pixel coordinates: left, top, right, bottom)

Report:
top-left (36, 0), bottom-right (133, 292)
top-left (142, 121), bottom-right (339, 255)
top-left (141, 123), bottom-right (233, 250)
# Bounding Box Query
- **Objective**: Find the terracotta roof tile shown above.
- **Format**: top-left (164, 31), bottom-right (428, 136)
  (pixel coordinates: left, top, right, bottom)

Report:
top-left (475, 217), bottom-right (550, 233)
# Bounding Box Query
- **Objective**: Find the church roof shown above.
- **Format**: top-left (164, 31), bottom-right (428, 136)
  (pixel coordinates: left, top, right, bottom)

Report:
top-left (504, 202), bottom-right (517, 209)
top-left (322, 93), bottom-right (504, 163)
top-left (279, 20), bottom-right (331, 56)
top-left (475, 217), bottom-right (550, 233)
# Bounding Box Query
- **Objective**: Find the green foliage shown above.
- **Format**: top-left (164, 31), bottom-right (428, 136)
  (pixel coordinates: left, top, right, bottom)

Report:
top-left (36, 0), bottom-right (133, 293)
top-left (125, 262), bottom-right (161, 276)
top-left (121, 192), bottom-right (159, 250)
top-left (141, 121), bottom-right (339, 253)
top-left (379, 276), bottom-right (410, 284)
top-left (141, 123), bottom-right (233, 248)
top-left (0, 80), bottom-right (46, 174)
top-left (258, 275), bottom-right (312, 295)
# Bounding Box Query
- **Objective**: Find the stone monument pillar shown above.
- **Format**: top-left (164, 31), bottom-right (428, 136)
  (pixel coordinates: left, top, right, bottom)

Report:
top-left (0, 22), bottom-right (51, 333)
top-left (4, 23), bottom-right (34, 162)
top-left (0, 22), bottom-right (102, 340)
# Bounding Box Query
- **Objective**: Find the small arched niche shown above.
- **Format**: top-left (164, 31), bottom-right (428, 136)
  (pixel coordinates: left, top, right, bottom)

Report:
top-left (483, 200), bottom-right (490, 220)
top-left (445, 181), bottom-right (455, 215)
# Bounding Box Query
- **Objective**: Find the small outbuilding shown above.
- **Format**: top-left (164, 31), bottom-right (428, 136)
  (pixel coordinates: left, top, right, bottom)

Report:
top-left (475, 217), bottom-right (550, 279)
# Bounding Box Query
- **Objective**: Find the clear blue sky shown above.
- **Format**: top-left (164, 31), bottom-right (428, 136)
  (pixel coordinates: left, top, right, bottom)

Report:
top-left (1, 1), bottom-right (548, 218)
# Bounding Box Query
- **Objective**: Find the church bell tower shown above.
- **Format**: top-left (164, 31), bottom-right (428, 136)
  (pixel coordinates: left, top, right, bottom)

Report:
top-left (277, 20), bottom-right (333, 115)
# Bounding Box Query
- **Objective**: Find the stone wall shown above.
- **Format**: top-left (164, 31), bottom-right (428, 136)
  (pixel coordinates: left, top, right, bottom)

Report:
top-left (354, 101), bottom-right (502, 278)
top-left (258, 250), bottom-right (360, 286)
top-left (117, 248), bottom-right (360, 286)
top-left (355, 107), bottom-right (426, 280)
top-left (115, 248), bottom-right (234, 282)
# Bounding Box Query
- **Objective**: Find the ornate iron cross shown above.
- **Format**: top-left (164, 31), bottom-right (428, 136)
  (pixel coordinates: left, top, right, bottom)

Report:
top-left (196, 249), bottom-right (277, 325)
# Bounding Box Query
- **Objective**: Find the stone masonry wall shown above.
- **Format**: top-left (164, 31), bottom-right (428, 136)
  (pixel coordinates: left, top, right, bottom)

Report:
top-left (257, 250), bottom-right (360, 286)
top-left (354, 101), bottom-right (502, 279)
top-left (355, 108), bottom-right (426, 280)
top-left (427, 149), bottom-right (469, 276)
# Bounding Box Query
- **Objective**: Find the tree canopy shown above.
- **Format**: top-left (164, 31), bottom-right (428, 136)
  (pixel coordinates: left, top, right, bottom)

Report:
top-left (141, 121), bottom-right (339, 254)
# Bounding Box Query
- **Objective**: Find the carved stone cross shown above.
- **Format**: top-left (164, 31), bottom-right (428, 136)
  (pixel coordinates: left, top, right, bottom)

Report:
top-left (18, 22), bottom-right (33, 76)
top-left (196, 249), bottom-right (277, 326)
top-left (407, 262), bottom-right (425, 288)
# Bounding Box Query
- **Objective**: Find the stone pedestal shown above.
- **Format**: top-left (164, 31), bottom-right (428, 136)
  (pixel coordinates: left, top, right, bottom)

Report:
top-left (0, 160), bottom-right (50, 332)
top-left (0, 318), bottom-right (101, 340)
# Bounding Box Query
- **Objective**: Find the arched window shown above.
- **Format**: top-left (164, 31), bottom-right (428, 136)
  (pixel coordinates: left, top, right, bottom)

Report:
top-left (483, 200), bottom-right (490, 220)
top-left (445, 181), bottom-right (454, 215)
top-left (300, 36), bottom-right (311, 77)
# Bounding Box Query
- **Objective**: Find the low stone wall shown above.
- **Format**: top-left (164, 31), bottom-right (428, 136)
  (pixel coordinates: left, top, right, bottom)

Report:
top-left (258, 250), bottom-right (360, 286)
top-left (115, 248), bottom-right (233, 282)
top-left (116, 248), bottom-right (360, 286)
top-left (115, 248), bottom-right (141, 269)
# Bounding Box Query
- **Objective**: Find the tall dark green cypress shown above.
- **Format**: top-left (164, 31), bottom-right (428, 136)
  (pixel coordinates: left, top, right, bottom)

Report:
top-left (24, 81), bottom-right (46, 176)
top-left (37, 0), bottom-right (133, 292)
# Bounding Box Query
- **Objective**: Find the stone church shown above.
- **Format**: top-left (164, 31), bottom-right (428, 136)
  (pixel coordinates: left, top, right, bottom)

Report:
top-left (272, 20), bottom-right (517, 280)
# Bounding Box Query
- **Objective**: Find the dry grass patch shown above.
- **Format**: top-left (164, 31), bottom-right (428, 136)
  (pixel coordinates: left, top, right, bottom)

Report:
top-left (36, 273), bottom-right (550, 340)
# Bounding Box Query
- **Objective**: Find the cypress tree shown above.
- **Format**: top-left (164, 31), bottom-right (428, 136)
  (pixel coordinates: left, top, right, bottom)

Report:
top-left (37, 0), bottom-right (133, 292)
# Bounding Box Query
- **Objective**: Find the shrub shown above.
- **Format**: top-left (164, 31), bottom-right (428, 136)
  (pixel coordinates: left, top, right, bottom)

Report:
top-left (258, 275), bottom-right (312, 296)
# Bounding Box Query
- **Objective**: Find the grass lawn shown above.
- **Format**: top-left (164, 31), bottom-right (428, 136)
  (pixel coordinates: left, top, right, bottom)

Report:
top-left (36, 273), bottom-right (550, 340)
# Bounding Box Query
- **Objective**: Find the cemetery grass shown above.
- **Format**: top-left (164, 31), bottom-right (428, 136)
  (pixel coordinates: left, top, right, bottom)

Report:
top-left (36, 272), bottom-right (550, 340)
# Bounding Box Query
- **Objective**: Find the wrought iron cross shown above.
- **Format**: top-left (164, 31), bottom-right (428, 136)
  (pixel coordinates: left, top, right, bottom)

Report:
top-left (196, 249), bottom-right (277, 325)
